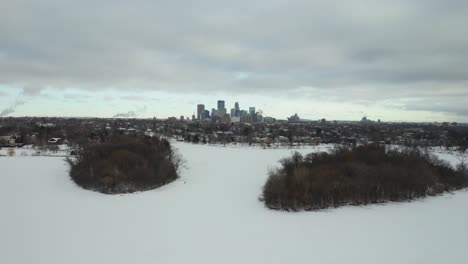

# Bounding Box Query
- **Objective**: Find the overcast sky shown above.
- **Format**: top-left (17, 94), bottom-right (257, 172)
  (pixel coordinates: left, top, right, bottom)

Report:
top-left (1, 0), bottom-right (467, 121)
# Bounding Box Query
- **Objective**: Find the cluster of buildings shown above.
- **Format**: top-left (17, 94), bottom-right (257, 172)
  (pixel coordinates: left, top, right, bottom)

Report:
top-left (0, 116), bottom-right (466, 149)
top-left (193, 100), bottom-right (269, 123)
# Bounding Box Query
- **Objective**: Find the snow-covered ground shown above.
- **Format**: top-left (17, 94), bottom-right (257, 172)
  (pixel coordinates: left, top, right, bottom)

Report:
top-left (0, 144), bottom-right (72, 157)
top-left (1, 142), bottom-right (467, 264)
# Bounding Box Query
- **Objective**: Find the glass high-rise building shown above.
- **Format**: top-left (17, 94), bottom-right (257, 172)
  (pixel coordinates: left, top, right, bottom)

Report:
top-left (217, 100), bottom-right (225, 110)
top-left (197, 104), bottom-right (205, 120)
top-left (201, 110), bottom-right (210, 120)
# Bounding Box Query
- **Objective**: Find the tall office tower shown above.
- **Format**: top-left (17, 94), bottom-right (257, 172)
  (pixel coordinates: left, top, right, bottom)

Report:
top-left (249, 107), bottom-right (256, 115)
top-left (201, 110), bottom-right (210, 120)
top-left (217, 100), bottom-right (225, 111)
top-left (234, 102), bottom-right (240, 117)
top-left (197, 104), bottom-right (205, 120)
top-left (218, 108), bottom-right (227, 116)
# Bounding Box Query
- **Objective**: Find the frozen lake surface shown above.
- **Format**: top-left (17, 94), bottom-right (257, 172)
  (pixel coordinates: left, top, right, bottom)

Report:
top-left (1, 142), bottom-right (468, 264)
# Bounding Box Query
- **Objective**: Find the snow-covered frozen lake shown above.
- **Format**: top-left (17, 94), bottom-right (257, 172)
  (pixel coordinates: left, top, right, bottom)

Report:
top-left (1, 142), bottom-right (468, 264)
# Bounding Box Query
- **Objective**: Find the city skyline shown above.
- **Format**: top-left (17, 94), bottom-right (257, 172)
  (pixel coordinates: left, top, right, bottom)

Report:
top-left (1, 1), bottom-right (468, 122)
top-left (1, 87), bottom-right (467, 123)
top-left (190, 100), bottom-right (266, 123)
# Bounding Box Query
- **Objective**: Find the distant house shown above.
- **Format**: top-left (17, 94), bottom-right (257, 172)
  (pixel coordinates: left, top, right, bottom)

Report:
top-left (125, 128), bottom-right (137, 135)
top-left (48, 138), bottom-right (63, 144)
top-left (144, 129), bottom-right (155, 138)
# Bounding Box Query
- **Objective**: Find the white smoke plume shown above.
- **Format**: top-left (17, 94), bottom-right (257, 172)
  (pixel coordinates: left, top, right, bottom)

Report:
top-left (112, 111), bottom-right (136, 118)
top-left (0, 99), bottom-right (25, 117)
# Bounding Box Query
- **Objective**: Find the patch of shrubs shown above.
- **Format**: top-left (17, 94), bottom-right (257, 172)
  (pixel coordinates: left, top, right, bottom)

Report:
top-left (262, 144), bottom-right (468, 211)
top-left (67, 136), bottom-right (182, 194)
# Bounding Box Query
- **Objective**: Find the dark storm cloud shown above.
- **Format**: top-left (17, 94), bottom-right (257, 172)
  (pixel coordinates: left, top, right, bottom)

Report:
top-left (0, 0), bottom-right (468, 117)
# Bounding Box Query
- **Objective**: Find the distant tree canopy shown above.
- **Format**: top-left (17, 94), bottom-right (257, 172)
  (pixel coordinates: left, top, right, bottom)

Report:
top-left (67, 136), bottom-right (182, 194)
top-left (262, 144), bottom-right (468, 211)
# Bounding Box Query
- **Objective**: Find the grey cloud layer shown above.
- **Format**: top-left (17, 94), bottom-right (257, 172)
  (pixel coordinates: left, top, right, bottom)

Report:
top-left (0, 0), bottom-right (467, 116)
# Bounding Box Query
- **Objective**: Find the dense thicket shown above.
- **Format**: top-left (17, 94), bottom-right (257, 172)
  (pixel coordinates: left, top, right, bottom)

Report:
top-left (262, 145), bottom-right (468, 211)
top-left (67, 136), bottom-right (182, 194)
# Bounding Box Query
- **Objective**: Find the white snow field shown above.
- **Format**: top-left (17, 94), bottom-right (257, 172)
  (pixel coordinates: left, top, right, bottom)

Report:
top-left (1, 143), bottom-right (468, 264)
